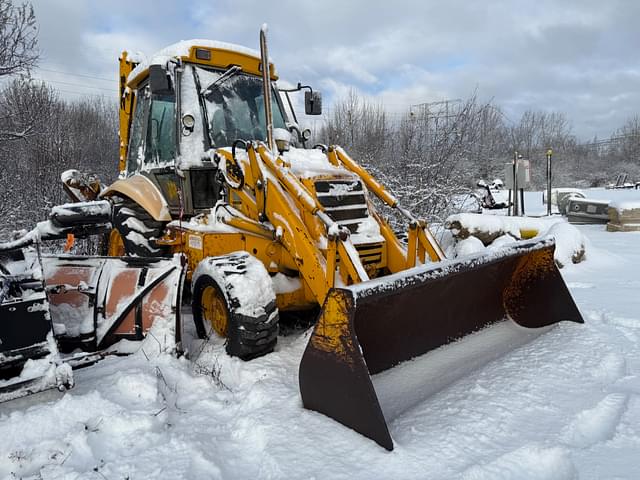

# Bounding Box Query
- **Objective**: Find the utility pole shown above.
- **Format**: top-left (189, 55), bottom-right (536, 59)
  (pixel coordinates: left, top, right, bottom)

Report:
top-left (546, 149), bottom-right (553, 216)
top-left (512, 151), bottom-right (519, 216)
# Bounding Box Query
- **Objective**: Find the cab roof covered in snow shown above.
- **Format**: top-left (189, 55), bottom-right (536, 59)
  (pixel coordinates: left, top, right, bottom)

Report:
top-left (124, 39), bottom-right (278, 88)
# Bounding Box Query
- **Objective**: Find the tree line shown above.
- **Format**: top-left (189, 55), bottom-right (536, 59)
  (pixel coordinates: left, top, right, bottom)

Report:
top-left (0, 0), bottom-right (118, 240)
top-left (318, 90), bottom-right (640, 222)
top-left (0, 79), bottom-right (117, 238)
top-left (1, 80), bottom-right (639, 236)
top-left (0, 0), bottom-right (638, 238)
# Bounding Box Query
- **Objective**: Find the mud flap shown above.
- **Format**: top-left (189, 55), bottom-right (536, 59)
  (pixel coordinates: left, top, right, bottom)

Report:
top-left (42, 255), bottom-right (184, 352)
top-left (299, 239), bottom-right (583, 450)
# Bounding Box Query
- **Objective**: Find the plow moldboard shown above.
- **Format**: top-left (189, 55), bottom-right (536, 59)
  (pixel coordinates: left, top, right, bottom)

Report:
top-left (299, 240), bottom-right (583, 450)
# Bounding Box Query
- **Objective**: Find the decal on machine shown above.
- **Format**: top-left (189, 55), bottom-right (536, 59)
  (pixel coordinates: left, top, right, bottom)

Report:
top-left (188, 234), bottom-right (203, 250)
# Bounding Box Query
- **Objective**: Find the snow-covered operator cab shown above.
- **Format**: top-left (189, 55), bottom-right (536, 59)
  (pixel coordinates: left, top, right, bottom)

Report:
top-left (114, 41), bottom-right (321, 220)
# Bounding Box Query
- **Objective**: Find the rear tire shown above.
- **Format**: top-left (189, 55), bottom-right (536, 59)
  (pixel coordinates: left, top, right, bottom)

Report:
top-left (192, 252), bottom-right (279, 360)
top-left (113, 198), bottom-right (168, 257)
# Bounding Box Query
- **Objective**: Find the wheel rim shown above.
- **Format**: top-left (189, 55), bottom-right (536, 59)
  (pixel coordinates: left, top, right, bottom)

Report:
top-left (108, 228), bottom-right (125, 257)
top-left (201, 285), bottom-right (229, 337)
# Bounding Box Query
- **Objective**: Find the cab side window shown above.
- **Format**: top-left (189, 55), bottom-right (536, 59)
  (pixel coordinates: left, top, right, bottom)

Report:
top-left (126, 87), bottom-right (150, 176)
top-left (145, 94), bottom-right (176, 165)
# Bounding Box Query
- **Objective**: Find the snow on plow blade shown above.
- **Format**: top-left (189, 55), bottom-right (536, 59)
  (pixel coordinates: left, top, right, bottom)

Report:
top-left (42, 255), bottom-right (184, 352)
top-left (299, 238), bottom-right (583, 450)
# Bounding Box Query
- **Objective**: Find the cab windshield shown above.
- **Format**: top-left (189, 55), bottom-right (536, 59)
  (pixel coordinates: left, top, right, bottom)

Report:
top-left (194, 66), bottom-right (287, 148)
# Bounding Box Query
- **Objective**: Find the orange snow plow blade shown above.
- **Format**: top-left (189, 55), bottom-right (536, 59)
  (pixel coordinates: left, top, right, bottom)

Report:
top-left (42, 255), bottom-right (184, 353)
top-left (299, 238), bottom-right (583, 450)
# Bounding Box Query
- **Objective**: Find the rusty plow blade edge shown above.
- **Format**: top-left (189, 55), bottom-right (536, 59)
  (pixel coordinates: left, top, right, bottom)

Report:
top-left (299, 239), bottom-right (583, 450)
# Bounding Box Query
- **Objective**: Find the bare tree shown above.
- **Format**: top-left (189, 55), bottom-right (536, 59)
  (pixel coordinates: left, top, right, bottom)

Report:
top-left (0, 78), bottom-right (52, 141)
top-left (318, 89), bottom-right (638, 222)
top-left (0, 1), bottom-right (38, 146)
top-left (320, 92), bottom-right (504, 224)
top-left (614, 116), bottom-right (640, 165)
top-left (0, 0), bottom-right (37, 77)
top-left (0, 80), bottom-right (118, 239)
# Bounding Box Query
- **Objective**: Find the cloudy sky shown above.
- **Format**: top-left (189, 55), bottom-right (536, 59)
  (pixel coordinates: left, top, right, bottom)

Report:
top-left (30, 0), bottom-right (640, 140)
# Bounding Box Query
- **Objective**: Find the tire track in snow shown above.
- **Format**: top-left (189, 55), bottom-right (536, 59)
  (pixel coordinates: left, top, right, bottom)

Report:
top-left (460, 445), bottom-right (577, 480)
top-left (560, 393), bottom-right (629, 448)
top-left (590, 352), bottom-right (627, 384)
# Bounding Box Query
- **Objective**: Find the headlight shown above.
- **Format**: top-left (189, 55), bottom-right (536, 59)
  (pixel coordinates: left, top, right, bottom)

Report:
top-left (182, 113), bottom-right (195, 133)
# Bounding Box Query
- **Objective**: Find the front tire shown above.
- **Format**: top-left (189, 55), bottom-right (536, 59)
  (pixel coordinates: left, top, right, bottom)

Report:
top-left (112, 198), bottom-right (168, 257)
top-left (192, 252), bottom-right (279, 360)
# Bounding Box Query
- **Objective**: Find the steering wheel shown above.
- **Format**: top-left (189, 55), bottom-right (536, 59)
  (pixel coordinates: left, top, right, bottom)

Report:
top-left (212, 130), bottom-right (228, 147)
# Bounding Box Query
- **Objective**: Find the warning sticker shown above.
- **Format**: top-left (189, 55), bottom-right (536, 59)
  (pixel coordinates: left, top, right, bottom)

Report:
top-left (188, 234), bottom-right (203, 250)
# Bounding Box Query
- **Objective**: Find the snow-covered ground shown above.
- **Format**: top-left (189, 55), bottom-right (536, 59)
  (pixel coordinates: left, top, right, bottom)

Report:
top-left (2, 189), bottom-right (640, 479)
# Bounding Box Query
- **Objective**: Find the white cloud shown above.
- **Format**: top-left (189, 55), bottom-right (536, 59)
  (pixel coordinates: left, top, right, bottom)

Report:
top-left (28, 0), bottom-right (640, 139)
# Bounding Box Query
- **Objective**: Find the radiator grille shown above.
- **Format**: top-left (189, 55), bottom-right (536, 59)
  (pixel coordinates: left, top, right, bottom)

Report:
top-left (315, 180), bottom-right (385, 268)
top-left (315, 180), bottom-right (369, 234)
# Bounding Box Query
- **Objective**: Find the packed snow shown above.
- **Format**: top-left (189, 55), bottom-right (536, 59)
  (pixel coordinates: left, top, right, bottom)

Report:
top-left (282, 147), bottom-right (347, 178)
top-left (2, 189), bottom-right (640, 479)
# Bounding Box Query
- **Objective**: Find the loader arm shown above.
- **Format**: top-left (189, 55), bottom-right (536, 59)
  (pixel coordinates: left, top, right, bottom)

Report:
top-left (215, 142), bottom-right (375, 305)
top-left (215, 137), bottom-right (465, 308)
top-left (331, 145), bottom-right (446, 262)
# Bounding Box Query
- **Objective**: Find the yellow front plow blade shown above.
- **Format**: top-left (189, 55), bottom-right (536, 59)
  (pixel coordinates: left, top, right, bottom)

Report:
top-left (299, 238), bottom-right (583, 450)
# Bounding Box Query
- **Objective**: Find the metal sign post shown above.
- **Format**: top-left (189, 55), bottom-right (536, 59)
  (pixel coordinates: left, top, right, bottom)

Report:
top-left (546, 149), bottom-right (553, 216)
top-left (505, 154), bottom-right (531, 217)
top-left (512, 151), bottom-right (519, 216)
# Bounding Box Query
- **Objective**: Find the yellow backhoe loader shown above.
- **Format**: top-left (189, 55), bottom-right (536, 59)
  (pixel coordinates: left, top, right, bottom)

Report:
top-left (47, 28), bottom-right (583, 450)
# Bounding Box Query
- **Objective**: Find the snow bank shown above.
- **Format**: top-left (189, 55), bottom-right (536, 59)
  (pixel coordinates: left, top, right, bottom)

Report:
top-left (461, 445), bottom-right (577, 480)
top-left (561, 393), bottom-right (628, 448)
top-left (445, 213), bottom-right (587, 267)
top-left (610, 200), bottom-right (640, 212)
top-left (547, 222), bottom-right (586, 267)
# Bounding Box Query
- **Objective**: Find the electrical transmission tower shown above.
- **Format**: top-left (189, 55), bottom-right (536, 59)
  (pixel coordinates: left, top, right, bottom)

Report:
top-left (409, 98), bottom-right (463, 139)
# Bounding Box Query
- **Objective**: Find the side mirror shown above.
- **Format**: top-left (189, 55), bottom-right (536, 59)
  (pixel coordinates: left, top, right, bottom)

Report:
top-left (149, 64), bottom-right (172, 95)
top-left (305, 90), bottom-right (322, 115)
